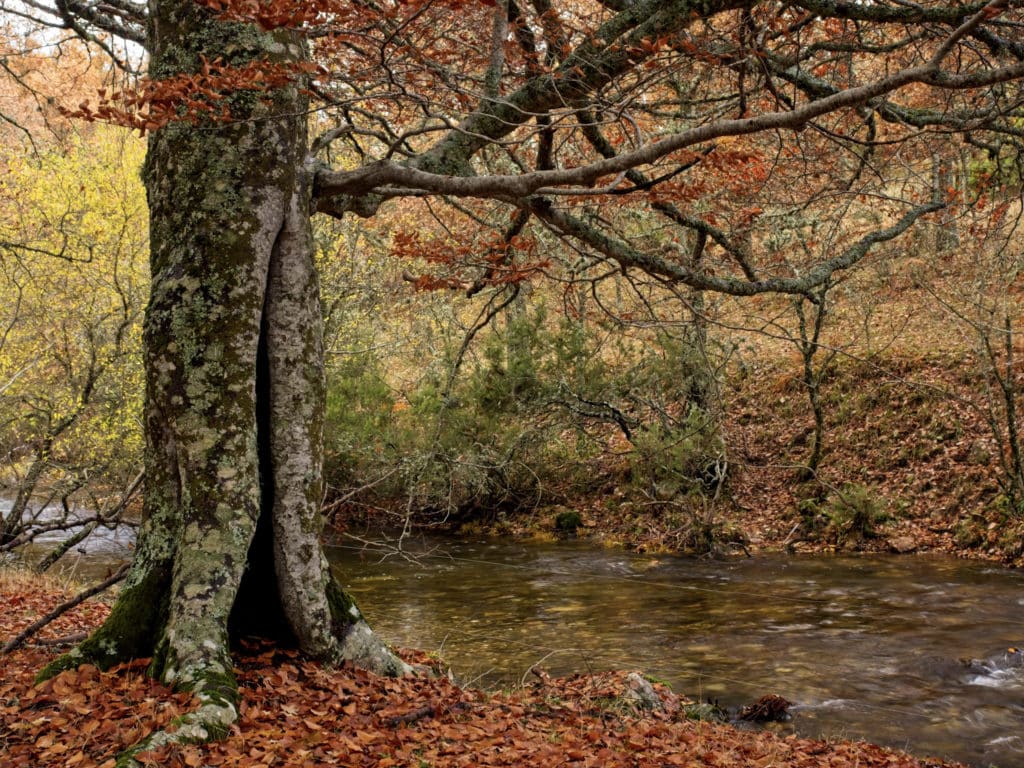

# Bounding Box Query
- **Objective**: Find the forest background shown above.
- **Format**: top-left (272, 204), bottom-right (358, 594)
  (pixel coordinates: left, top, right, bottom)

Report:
top-left (3, 1), bottom-right (1024, 766)
top-left (2, 8), bottom-right (1024, 567)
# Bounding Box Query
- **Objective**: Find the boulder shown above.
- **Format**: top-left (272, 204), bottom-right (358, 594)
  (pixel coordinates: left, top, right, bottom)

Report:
top-left (623, 672), bottom-right (664, 712)
top-left (887, 535), bottom-right (918, 554)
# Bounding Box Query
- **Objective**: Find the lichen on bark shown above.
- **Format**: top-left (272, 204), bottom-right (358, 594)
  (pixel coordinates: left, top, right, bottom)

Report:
top-left (38, 0), bottom-right (410, 754)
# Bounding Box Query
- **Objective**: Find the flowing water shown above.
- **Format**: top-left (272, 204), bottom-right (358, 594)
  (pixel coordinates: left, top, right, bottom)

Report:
top-left (330, 536), bottom-right (1024, 768)
top-left (12, 520), bottom-right (1024, 767)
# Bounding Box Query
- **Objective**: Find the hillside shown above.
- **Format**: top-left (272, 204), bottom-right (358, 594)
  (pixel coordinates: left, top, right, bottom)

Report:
top-left (326, 244), bottom-right (1024, 567)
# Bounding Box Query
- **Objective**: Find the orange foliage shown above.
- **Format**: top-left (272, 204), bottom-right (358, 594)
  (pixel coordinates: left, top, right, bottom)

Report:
top-left (60, 59), bottom-right (319, 135)
top-left (0, 29), bottom-right (113, 147)
top-left (392, 230), bottom-right (550, 292)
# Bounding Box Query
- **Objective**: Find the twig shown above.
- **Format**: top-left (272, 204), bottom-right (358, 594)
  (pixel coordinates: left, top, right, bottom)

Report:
top-left (32, 631), bottom-right (89, 646)
top-left (387, 700), bottom-right (470, 727)
top-left (1, 563), bottom-right (129, 654)
top-left (387, 704), bottom-right (436, 726)
top-left (781, 521), bottom-right (802, 549)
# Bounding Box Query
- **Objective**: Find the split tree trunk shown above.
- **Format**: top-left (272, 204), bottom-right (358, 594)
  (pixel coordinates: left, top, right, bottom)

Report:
top-left (39, 0), bottom-right (406, 737)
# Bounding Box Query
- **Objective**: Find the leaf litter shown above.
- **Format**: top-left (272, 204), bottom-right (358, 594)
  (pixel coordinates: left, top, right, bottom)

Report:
top-left (1, 579), bottom-right (965, 768)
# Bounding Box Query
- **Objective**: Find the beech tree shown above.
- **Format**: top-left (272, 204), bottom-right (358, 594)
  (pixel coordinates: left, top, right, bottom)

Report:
top-left (5, 0), bottom-right (1024, 755)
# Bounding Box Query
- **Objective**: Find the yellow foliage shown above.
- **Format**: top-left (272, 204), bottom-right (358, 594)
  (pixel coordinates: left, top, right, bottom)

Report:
top-left (0, 125), bottom-right (148, 486)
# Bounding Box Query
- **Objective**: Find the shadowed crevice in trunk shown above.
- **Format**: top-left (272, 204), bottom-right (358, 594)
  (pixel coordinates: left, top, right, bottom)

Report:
top-left (230, 305), bottom-right (296, 645)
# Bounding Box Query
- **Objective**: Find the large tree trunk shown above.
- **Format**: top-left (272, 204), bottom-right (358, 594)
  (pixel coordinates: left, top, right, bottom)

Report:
top-left (39, 0), bottom-right (406, 746)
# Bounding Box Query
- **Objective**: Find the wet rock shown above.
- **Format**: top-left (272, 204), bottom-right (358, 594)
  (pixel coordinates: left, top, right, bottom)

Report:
top-left (553, 508), bottom-right (583, 535)
top-left (623, 672), bottom-right (664, 711)
top-left (886, 535), bottom-right (918, 554)
top-left (737, 694), bottom-right (793, 722)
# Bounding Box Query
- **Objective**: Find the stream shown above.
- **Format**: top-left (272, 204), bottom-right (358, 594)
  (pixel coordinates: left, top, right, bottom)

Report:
top-left (329, 536), bottom-right (1024, 768)
top-left (12, 524), bottom-right (1024, 767)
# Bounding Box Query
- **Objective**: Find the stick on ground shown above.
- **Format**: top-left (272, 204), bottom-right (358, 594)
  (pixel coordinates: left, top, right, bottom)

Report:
top-left (1, 563), bottom-right (129, 655)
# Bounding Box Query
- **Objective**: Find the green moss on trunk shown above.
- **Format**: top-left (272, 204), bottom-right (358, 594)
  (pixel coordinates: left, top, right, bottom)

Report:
top-left (325, 575), bottom-right (362, 632)
top-left (37, 563), bottom-right (170, 682)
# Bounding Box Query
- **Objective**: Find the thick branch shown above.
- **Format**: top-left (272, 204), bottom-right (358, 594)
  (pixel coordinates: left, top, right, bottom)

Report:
top-left (790, 0), bottom-right (990, 24)
top-left (2, 563), bottom-right (128, 655)
top-left (315, 54), bottom-right (1024, 202)
top-left (55, 0), bottom-right (147, 44)
top-left (525, 196), bottom-right (943, 296)
top-left (414, 0), bottom-right (747, 174)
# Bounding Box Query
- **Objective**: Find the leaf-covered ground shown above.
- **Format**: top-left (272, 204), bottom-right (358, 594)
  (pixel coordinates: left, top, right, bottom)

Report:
top-left (1, 576), bottom-right (966, 768)
top-left (456, 341), bottom-right (1024, 565)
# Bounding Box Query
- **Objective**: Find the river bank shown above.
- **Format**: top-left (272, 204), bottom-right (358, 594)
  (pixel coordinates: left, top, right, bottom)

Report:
top-left (335, 343), bottom-right (1024, 567)
top-left (1, 571), bottom-right (968, 768)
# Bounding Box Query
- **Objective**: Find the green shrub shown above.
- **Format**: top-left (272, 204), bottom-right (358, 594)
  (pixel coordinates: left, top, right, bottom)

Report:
top-left (629, 407), bottom-right (725, 498)
top-left (823, 483), bottom-right (887, 542)
top-left (322, 295), bottom-right (728, 525)
top-left (554, 509), bottom-right (583, 533)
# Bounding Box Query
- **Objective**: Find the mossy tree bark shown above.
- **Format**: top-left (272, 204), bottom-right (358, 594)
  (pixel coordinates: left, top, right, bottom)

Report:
top-left (39, 0), bottom-right (406, 750)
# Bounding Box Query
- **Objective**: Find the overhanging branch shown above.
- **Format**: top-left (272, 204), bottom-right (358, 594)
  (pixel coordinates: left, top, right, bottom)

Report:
top-left (314, 54), bottom-right (1024, 201)
top-left (524, 196), bottom-right (944, 296)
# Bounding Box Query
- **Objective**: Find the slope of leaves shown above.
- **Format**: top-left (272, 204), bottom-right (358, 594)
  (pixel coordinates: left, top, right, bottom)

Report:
top-left (1, 578), bottom-right (965, 768)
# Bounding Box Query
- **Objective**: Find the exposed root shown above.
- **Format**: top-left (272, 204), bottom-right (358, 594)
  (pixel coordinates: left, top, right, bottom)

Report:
top-left (36, 635), bottom-right (124, 682)
top-left (338, 618), bottom-right (413, 677)
top-left (115, 682), bottom-right (239, 767)
top-left (326, 577), bottom-right (413, 677)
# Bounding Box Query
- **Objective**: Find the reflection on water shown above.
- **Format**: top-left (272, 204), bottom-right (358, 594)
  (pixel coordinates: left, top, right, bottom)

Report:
top-left (329, 536), bottom-right (1024, 768)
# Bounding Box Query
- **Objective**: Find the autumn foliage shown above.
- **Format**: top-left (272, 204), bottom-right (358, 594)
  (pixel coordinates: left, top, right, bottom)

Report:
top-left (59, 59), bottom-right (318, 135)
top-left (3, 0), bottom-right (1024, 762)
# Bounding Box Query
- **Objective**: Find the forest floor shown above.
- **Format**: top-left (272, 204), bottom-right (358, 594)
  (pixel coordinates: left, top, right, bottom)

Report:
top-left (0, 568), bottom-right (967, 768)
top-left (571, 345), bottom-right (1020, 563)
top-left (427, 342), bottom-right (1023, 567)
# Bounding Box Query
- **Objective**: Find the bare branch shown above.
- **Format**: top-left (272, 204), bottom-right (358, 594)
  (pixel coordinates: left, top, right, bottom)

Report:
top-left (315, 53), bottom-right (1024, 202)
top-left (524, 195), bottom-right (943, 295)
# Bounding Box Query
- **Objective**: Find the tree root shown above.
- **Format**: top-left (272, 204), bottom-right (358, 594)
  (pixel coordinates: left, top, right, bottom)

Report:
top-left (338, 620), bottom-right (413, 677)
top-left (115, 682), bottom-right (240, 767)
